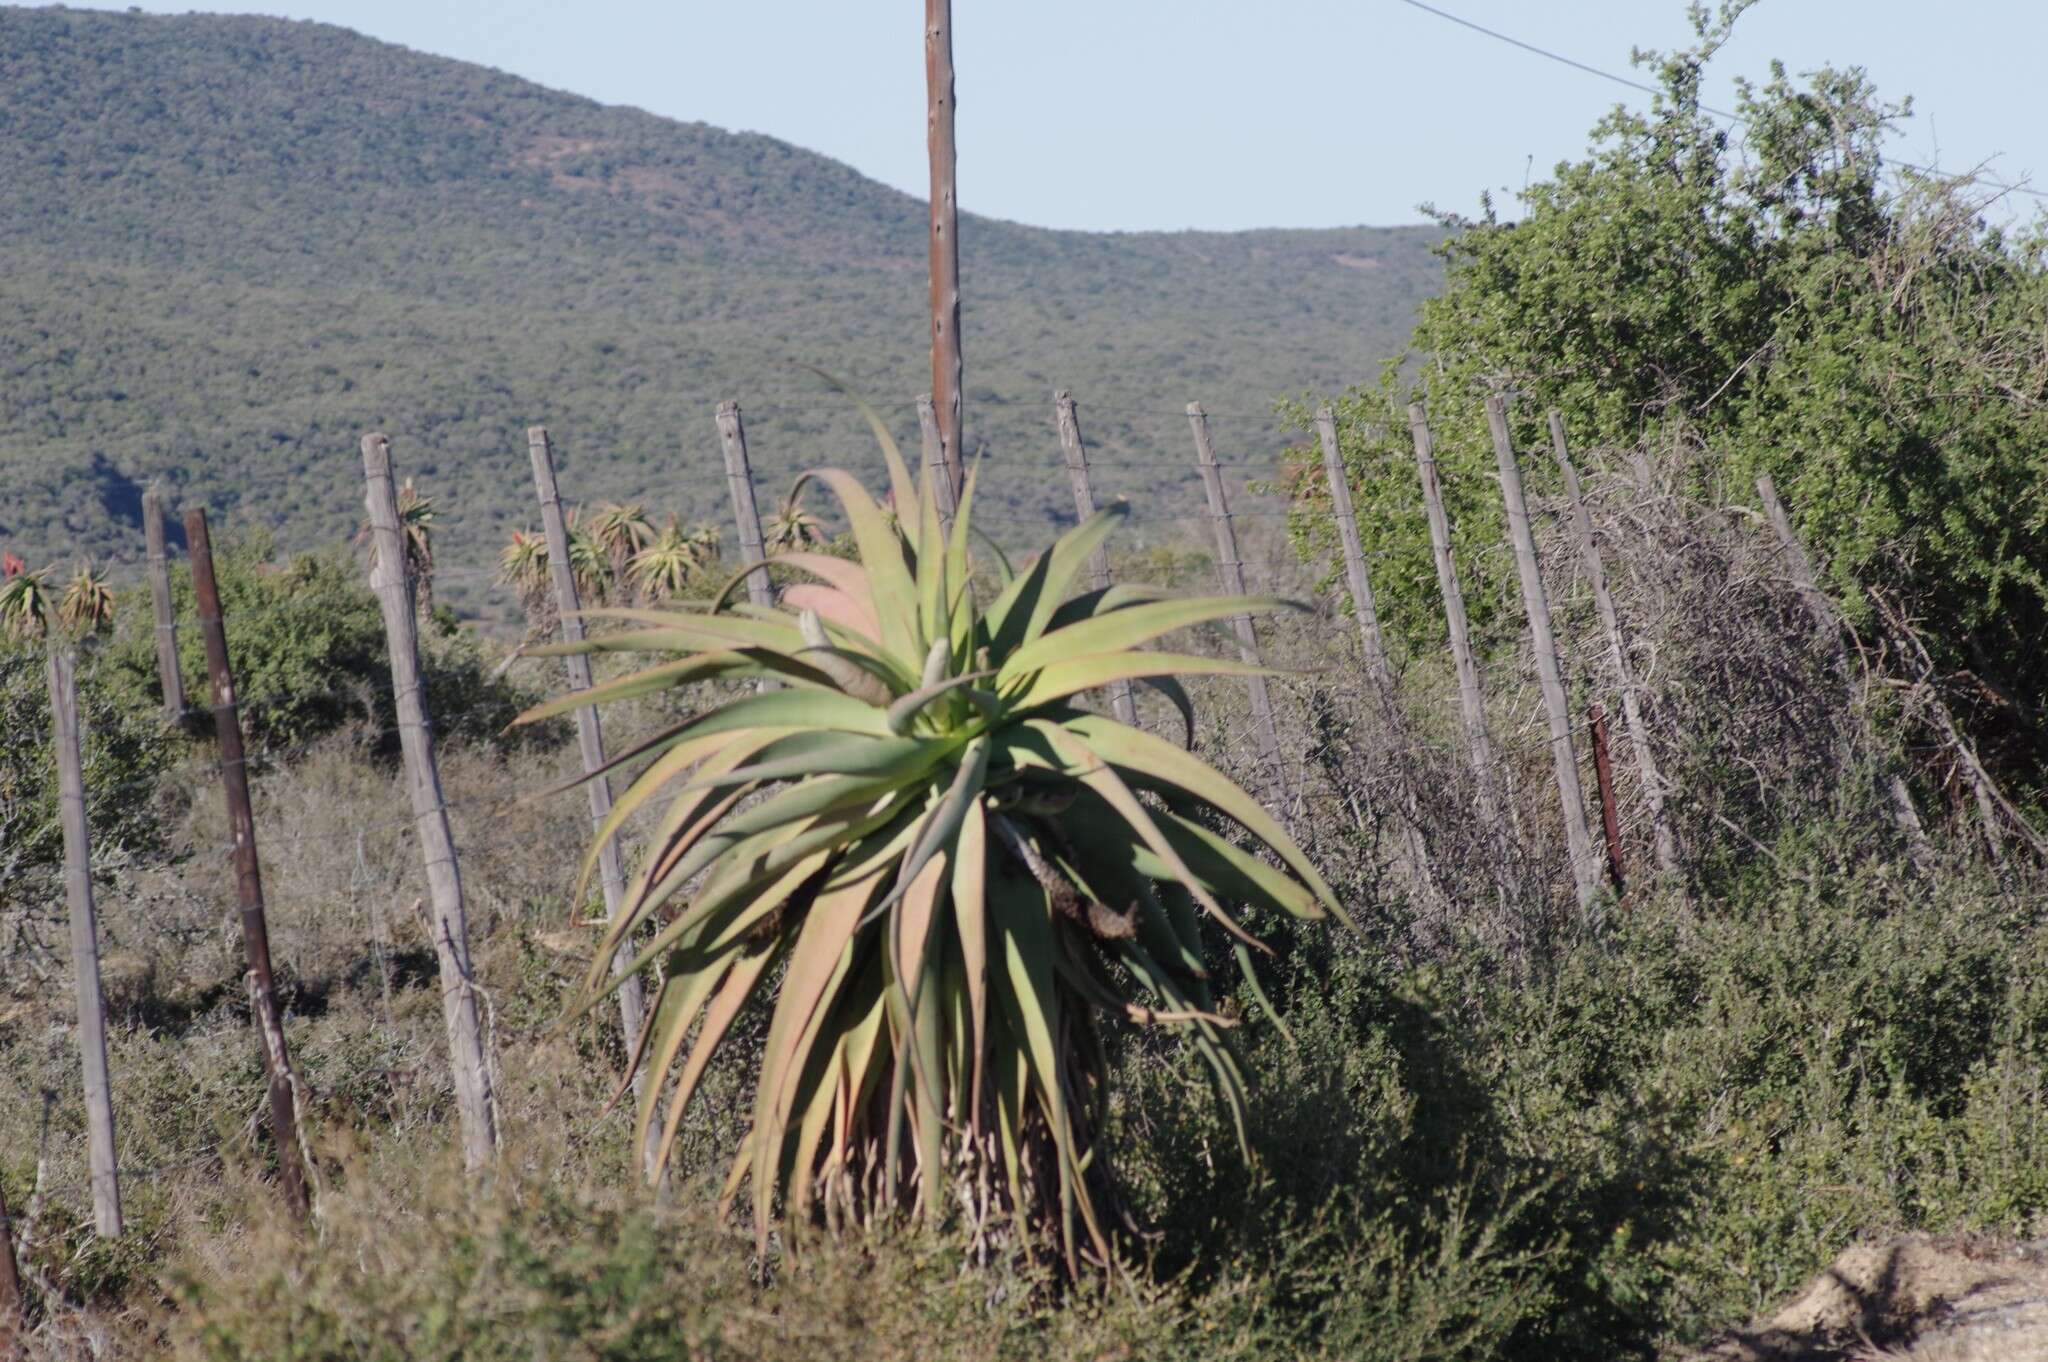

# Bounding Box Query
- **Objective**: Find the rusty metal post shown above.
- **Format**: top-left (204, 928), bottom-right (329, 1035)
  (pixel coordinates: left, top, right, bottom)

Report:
top-left (1549, 412), bottom-right (1680, 878)
top-left (1588, 703), bottom-right (1626, 898)
top-left (186, 508), bottom-right (310, 1220)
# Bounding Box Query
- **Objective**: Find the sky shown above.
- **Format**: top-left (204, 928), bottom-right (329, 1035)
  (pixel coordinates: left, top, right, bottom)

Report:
top-left (58, 0), bottom-right (2048, 232)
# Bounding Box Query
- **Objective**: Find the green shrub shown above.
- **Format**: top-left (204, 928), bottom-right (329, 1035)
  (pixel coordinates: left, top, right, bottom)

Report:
top-left (100, 528), bottom-right (549, 755)
top-left (0, 641), bottom-right (183, 919)
top-left (1108, 833), bottom-right (2048, 1356)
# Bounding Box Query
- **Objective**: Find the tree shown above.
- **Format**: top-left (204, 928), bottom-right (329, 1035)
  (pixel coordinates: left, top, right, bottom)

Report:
top-left (1292, 2), bottom-right (2048, 766)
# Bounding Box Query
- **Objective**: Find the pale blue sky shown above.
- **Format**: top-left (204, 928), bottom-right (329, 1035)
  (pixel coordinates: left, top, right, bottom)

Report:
top-left (60, 0), bottom-right (2048, 231)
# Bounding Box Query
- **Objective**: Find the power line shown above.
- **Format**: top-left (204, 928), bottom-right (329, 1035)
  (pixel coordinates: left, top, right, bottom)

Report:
top-left (1392, 0), bottom-right (2047, 202)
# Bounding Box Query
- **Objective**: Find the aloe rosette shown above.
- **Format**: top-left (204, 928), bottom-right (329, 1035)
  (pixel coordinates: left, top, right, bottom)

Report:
top-left (518, 408), bottom-right (1346, 1269)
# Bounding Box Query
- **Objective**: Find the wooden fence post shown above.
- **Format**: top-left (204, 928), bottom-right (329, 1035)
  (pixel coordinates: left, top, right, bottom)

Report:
top-left (924, 0), bottom-right (964, 502)
top-left (1055, 391), bottom-right (1137, 727)
top-left (1548, 412), bottom-right (1681, 879)
top-left (360, 433), bottom-right (499, 1171)
top-left (1314, 407), bottom-right (1395, 687)
top-left (1314, 405), bottom-right (1438, 899)
top-left (47, 643), bottom-right (122, 1237)
top-left (525, 428), bottom-right (651, 1143)
top-left (1407, 403), bottom-right (1515, 890)
top-left (1755, 473), bottom-right (1934, 870)
top-left (0, 1174), bottom-right (21, 1343)
top-left (1186, 402), bottom-right (1288, 812)
top-left (1588, 704), bottom-right (1626, 896)
top-left (713, 402), bottom-right (775, 611)
top-left (141, 486), bottom-right (185, 724)
top-left (185, 508), bottom-right (309, 1220)
top-left (916, 395), bottom-right (958, 523)
top-left (1486, 394), bottom-right (1601, 913)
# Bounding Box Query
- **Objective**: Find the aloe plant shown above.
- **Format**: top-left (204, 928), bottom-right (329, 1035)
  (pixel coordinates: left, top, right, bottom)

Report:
top-left (356, 477), bottom-right (438, 609)
top-left (498, 528), bottom-right (551, 621)
top-left (631, 517), bottom-right (721, 603)
top-left (563, 509), bottom-right (614, 604)
top-left (766, 489), bottom-right (827, 552)
top-left (519, 408), bottom-right (1344, 1271)
top-left (58, 562), bottom-right (116, 636)
top-left (0, 562), bottom-right (52, 641)
top-left (588, 501), bottom-right (656, 587)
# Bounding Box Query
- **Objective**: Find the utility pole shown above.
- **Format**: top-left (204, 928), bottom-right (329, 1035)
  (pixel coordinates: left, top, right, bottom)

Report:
top-left (925, 0), bottom-right (964, 502)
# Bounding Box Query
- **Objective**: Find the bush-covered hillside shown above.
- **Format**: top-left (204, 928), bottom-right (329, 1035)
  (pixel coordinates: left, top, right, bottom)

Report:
top-left (0, 4), bottom-right (1440, 601)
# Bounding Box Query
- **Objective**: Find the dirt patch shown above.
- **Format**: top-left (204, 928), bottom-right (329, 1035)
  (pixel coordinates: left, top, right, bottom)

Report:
top-left (1693, 1235), bottom-right (2048, 1361)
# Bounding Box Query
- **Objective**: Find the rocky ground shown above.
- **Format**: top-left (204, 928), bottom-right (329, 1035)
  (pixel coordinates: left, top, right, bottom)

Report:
top-left (1697, 1236), bottom-right (2048, 1361)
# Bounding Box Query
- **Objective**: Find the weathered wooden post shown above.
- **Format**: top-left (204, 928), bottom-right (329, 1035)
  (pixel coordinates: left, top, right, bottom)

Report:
top-left (713, 402), bottom-right (775, 611)
top-left (47, 644), bottom-right (122, 1237)
top-left (1314, 404), bottom-right (1437, 899)
top-left (1407, 403), bottom-right (1513, 881)
top-left (1314, 406), bottom-right (1395, 687)
top-left (925, 0), bottom-right (964, 502)
top-left (185, 508), bottom-right (309, 1220)
top-left (916, 395), bottom-right (958, 523)
top-left (1186, 402), bottom-right (1287, 811)
top-left (1548, 411), bottom-right (1680, 878)
top-left (1486, 394), bottom-right (1601, 913)
top-left (1756, 473), bottom-right (1933, 869)
top-left (141, 486), bottom-right (185, 724)
top-left (360, 434), bottom-right (498, 1170)
top-left (525, 428), bottom-right (650, 1131)
top-left (1588, 704), bottom-right (1626, 896)
top-left (0, 1174), bottom-right (22, 1343)
top-left (1054, 391), bottom-right (1137, 726)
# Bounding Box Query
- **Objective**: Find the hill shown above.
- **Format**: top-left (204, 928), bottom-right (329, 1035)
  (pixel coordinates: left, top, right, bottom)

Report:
top-left (0, 5), bottom-right (1441, 611)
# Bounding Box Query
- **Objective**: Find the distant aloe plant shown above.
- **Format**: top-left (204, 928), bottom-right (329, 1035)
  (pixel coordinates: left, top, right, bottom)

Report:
top-left (630, 516), bottom-right (720, 603)
top-left (58, 562), bottom-right (116, 637)
top-left (518, 400), bottom-right (1344, 1271)
top-left (0, 560), bottom-right (52, 641)
top-left (498, 528), bottom-right (551, 621)
top-left (766, 489), bottom-right (827, 552)
top-left (563, 511), bottom-right (614, 604)
top-left (587, 501), bottom-right (655, 590)
top-left (356, 477), bottom-right (438, 610)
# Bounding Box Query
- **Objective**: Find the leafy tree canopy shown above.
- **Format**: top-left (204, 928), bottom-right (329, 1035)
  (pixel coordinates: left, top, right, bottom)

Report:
top-left (1294, 1), bottom-right (2048, 739)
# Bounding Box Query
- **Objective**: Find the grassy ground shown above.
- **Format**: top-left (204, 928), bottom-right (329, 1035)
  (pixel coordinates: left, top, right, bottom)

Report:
top-left (5, 536), bottom-right (2046, 1360)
